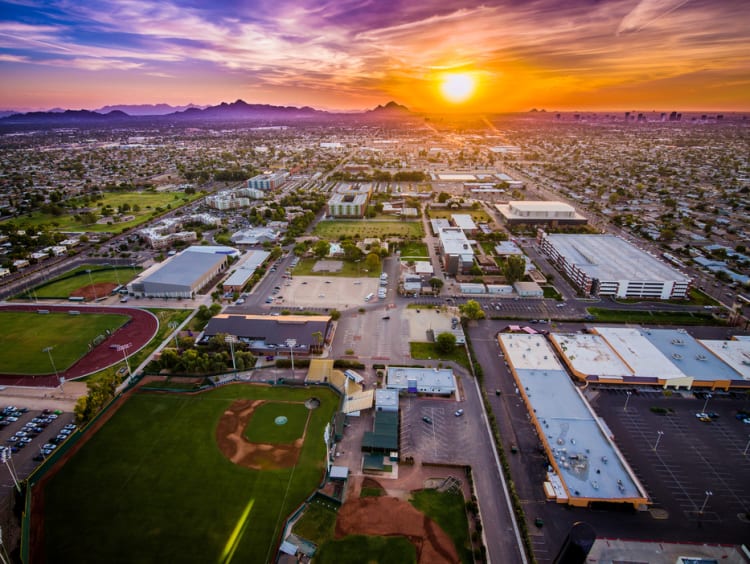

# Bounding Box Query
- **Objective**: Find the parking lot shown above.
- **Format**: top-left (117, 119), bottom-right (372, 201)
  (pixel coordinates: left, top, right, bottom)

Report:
top-left (0, 405), bottom-right (75, 489)
top-left (399, 397), bottom-right (472, 464)
top-left (590, 388), bottom-right (750, 538)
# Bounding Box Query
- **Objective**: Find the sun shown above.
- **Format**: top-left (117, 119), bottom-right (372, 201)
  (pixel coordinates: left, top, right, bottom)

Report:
top-left (440, 72), bottom-right (476, 103)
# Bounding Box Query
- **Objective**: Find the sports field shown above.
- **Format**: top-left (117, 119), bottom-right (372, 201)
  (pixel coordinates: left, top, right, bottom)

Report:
top-left (0, 311), bottom-right (129, 374)
top-left (30, 265), bottom-right (140, 298)
top-left (40, 384), bottom-right (339, 563)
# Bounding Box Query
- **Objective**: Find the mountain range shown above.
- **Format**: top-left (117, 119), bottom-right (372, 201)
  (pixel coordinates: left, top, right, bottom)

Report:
top-left (0, 99), bottom-right (413, 127)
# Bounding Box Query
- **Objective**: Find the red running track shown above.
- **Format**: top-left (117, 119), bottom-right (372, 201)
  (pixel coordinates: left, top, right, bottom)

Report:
top-left (0, 304), bottom-right (159, 387)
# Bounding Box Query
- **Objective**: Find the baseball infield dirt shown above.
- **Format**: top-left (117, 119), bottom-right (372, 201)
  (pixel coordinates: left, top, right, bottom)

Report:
top-left (70, 282), bottom-right (118, 301)
top-left (215, 399), bottom-right (306, 470)
top-left (335, 496), bottom-right (460, 564)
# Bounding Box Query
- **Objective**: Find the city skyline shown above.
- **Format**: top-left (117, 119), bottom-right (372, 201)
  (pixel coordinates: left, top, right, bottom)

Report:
top-left (0, 0), bottom-right (749, 113)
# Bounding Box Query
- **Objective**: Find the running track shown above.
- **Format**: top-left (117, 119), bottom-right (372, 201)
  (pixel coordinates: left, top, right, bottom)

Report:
top-left (0, 304), bottom-right (159, 387)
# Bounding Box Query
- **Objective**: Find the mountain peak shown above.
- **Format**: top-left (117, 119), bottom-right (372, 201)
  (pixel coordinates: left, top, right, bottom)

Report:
top-left (370, 101), bottom-right (409, 113)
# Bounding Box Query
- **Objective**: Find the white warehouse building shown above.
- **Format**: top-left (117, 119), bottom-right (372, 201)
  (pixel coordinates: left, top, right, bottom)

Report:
top-left (538, 232), bottom-right (691, 299)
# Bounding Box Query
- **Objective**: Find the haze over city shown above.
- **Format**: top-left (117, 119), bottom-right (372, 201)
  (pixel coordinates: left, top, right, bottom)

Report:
top-left (1, 0), bottom-right (748, 112)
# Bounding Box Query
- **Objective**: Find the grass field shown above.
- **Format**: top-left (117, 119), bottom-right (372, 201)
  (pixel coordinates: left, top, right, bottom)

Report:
top-left (315, 535), bottom-right (417, 564)
top-left (41, 385), bottom-right (339, 564)
top-left (410, 489), bottom-right (472, 564)
top-left (243, 402), bottom-right (309, 444)
top-left (0, 312), bottom-right (129, 374)
top-left (292, 259), bottom-right (380, 278)
top-left (586, 308), bottom-right (720, 325)
top-left (399, 241), bottom-right (429, 257)
top-left (313, 220), bottom-right (423, 240)
top-left (28, 265), bottom-right (141, 298)
top-left (292, 499), bottom-right (338, 545)
top-left (3, 191), bottom-right (202, 233)
top-left (427, 209), bottom-right (492, 224)
top-left (410, 342), bottom-right (471, 370)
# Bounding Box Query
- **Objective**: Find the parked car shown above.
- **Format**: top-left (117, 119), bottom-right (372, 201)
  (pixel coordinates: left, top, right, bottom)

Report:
top-left (422, 416), bottom-right (433, 424)
top-left (454, 409), bottom-right (464, 417)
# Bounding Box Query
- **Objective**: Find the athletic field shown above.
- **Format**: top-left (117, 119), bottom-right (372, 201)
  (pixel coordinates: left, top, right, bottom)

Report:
top-left (29, 265), bottom-right (140, 298)
top-left (39, 384), bottom-right (339, 563)
top-left (0, 311), bottom-right (129, 374)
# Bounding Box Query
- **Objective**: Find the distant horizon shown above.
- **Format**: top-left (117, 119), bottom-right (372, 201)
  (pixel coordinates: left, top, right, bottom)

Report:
top-left (1, 1), bottom-right (748, 114)
top-left (1, 99), bottom-right (748, 116)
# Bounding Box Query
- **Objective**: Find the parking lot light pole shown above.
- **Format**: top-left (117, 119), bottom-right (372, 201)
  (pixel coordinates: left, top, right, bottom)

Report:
top-left (624, 391), bottom-right (632, 411)
top-left (653, 430), bottom-right (664, 451)
top-left (699, 490), bottom-right (713, 514)
top-left (114, 343), bottom-right (132, 378)
top-left (743, 435), bottom-right (750, 456)
top-left (701, 393), bottom-right (713, 413)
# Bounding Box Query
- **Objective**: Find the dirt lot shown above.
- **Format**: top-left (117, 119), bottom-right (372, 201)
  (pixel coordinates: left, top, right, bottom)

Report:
top-left (336, 496), bottom-right (459, 564)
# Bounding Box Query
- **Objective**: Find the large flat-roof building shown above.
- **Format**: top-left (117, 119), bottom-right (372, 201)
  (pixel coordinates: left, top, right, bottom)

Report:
top-left (128, 247), bottom-right (234, 298)
top-left (498, 332), bottom-right (649, 508)
top-left (496, 201), bottom-right (587, 226)
top-left (386, 366), bottom-right (456, 396)
top-left (437, 227), bottom-right (474, 275)
top-left (203, 314), bottom-right (331, 355)
top-left (247, 171), bottom-right (288, 190)
top-left (222, 250), bottom-right (271, 293)
top-left (327, 183), bottom-right (372, 218)
top-left (538, 232), bottom-right (690, 299)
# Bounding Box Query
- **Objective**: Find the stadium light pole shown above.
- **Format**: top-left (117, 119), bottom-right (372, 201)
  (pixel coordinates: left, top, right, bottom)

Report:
top-left (0, 525), bottom-right (10, 564)
top-left (653, 430), bottom-right (664, 452)
top-left (701, 393), bottom-right (712, 413)
top-left (114, 343), bottom-right (132, 378)
top-left (168, 321), bottom-right (180, 350)
top-left (0, 448), bottom-right (20, 493)
top-left (286, 338), bottom-right (296, 382)
top-left (699, 490), bottom-right (712, 514)
top-left (623, 390), bottom-right (632, 411)
top-left (42, 346), bottom-right (58, 379)
top-left (86, 269), bottom-right (98, 300)
top-left (225, 335), bottom-right (237, 372)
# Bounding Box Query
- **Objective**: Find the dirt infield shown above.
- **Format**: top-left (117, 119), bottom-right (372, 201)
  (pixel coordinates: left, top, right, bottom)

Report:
top-left (0, 304), bottom-right (159, 387)
top-left (215, 399), bottom-right (306, 470)
top-left (335, 496), bottom-right (459, 564)
top-left (69, 282), bottom-right (118, 301)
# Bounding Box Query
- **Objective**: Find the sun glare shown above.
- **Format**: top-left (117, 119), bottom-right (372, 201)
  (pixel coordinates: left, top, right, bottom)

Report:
top-left (440, 73), bottom-right (476, 103)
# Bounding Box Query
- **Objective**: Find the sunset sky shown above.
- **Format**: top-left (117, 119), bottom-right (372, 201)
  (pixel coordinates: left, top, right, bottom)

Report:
top-left (0, 0), bottom-right (748, 112)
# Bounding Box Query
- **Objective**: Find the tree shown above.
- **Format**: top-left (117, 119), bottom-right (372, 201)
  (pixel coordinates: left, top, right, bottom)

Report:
top-left (437, 192), bottom-right (451, 203)
top-left (436, 332), bottom-right (457, 353)
top-left (503, 255), bottom-right (526, 285)
top-left (429, 277), bottom-right (444, 291)
top-left (365, 252), bottom-right (381, 272)
top-left (459, 299), bottom-right (485, 321)
top-left (313, 240), bottom-right (331, 258)
top-left (342, 241), bottom-right (362, 261)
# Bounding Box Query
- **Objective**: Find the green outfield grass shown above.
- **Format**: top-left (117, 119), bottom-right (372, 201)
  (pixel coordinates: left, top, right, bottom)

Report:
top-left (27, 265), bottom-right (141, 298)
top-left (243, 402), bottom-right (309, 444)
top-left (41, 385), bottom-right (339, 564)
top-left (315, 535), bottom-right (417, 564)
top-left (410, 489), bottom-right (473, 564)
top-left (3, 191), bottom-right (202, 233)
top-left (313, 220), bottom-right (423, 240)
top-left (0, 312), bottom-right (129, 374)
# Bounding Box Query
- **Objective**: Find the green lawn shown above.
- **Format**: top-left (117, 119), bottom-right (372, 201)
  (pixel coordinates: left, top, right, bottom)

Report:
top-left (292, 258), bottom-right (380, 277)
top-left (410, 489), bottom-right (473, 564)
top-left (399, 241), bottom-right (429, 258)
top-left (0, 312), bottom-right (129, 374)
top-left (40, 385), bottom-right (339, 564)
top-left (292, 500), bottom-right (338, 545)
top-left (314, 220), bottom-right (423, 240)
top-left (3, 191), bottom-right (202, 233)
top-left (315, 535), bottom-right (416, 564)
top-left (244, 402), bottom-right (309, 444)
top-left (409, 342), bottom-right (471, 370)
top-left (26, 265), bottom-right (141, 299)
top-left (427, 209), bottom-right (492, 224)
top-left (586, 308), bottom-right (721, 325)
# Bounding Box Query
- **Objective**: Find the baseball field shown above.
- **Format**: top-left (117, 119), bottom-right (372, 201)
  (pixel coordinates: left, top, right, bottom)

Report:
top-left (37, 384), bottom-right (339, 563)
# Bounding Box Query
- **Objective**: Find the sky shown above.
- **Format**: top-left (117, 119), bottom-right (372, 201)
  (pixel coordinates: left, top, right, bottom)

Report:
top-left (0, 0), bottom-right (748, 113)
